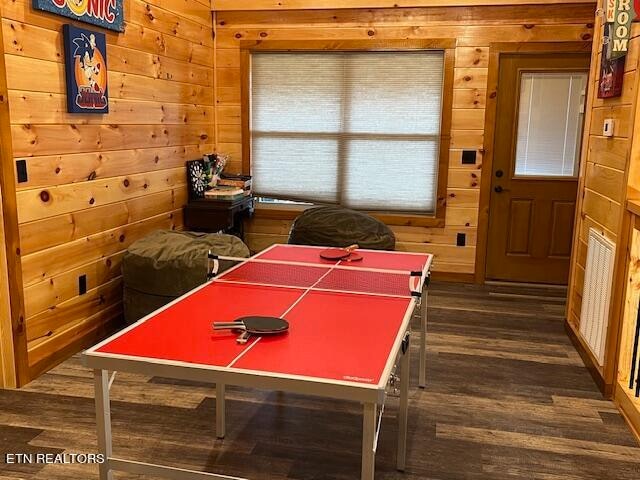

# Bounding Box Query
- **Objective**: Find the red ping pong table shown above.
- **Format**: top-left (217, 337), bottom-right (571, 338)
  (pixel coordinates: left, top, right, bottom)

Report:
top-left (83, 244), bottom-right (433, 480)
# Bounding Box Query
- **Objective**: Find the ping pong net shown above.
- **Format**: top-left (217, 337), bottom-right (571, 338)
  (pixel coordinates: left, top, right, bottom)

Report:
top-left (207, 252), bottom-right (428, 300)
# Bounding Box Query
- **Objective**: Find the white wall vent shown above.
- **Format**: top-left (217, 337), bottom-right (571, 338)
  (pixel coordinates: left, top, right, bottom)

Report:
top-left (579, 228), bottom-right (616, 366)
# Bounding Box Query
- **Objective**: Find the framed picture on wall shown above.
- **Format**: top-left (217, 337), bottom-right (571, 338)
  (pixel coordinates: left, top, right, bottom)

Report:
top-left (598, 23), bottom-right (626, 99)
top-left (63, 24), bottom-right (109, 114)
top-left (33, 0), bottom-right (124, 32)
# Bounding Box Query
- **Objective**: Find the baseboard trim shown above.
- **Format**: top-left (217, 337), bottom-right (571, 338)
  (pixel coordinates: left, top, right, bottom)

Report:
top-left (564, 319), bottom-right (610, 397)
top-left (431, 272), bottom-right (475, 283)
top-left (614, 382), bottom-right (640, 446)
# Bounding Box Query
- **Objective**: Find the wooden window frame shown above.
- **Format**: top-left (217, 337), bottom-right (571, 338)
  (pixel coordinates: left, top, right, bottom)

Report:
top-left (240, 39), bottom-right (455, 227)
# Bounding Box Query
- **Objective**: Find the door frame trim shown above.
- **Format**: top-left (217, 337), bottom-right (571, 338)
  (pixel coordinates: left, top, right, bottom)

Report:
top-left (475, 41), bottom-right (592, 284)
top-left (0, 19), bottom-right (29, 388)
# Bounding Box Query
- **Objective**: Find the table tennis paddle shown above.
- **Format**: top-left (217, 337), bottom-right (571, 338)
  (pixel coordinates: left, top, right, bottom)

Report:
top-left (213, 316), bottom-right (289, 344)
top-left (319, 244), bottom-right (362, 262)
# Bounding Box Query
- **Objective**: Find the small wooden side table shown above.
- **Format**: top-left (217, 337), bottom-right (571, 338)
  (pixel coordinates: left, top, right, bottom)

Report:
top-left (183, 196), bottom-right (255, 239)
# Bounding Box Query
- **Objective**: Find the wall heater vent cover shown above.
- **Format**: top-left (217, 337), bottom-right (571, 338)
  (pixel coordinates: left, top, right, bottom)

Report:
top-left (579, 228), bottom-right (616, 366)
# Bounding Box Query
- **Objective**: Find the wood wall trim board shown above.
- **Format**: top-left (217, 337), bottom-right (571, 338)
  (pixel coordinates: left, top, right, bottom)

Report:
top-left (604, 47), bottom-right (640, 392)
top-left (430, 271), bottom-right (475, 283)
top-left (19, 189), bottom-right (186, 256)
top-left (0, 188), bottom-right (15, 388)
top-left (14, 145), bottom-right (210, 191)
top-left (628, 200), bottom-right (640, 218)
top-left (2, 4), bottom-right (214, 68)
top-left (614, 382), bottom-right (640, 445)
top-left (452, 89), bottom-right (487, 109)
top-left (27, 303), bottom-right (122, 379)
top-left (0, 14), bottom-right (28, 388)
top-left (0, 0), bottom-right (212, 384)
top-left (24, 253), bottom-right (125, 320)
top-left (16, 168), bottom-right (186, 224)
top-left (5, 56), bottom-right (215, 103)
top-left (216, 4), bottom-right (596, 27)
top-left (146, 0), bottom-right (213, 27)
top-left (9, 93), bottom-right (215, 126)
top-left (565, 319), bottom-right (607, 396)
top-left (3, 19), bottom-right (214, 84)
top-left (20, 209), bottom-right (182, 288)
top-left (125, 0), bottom-right (215, 47)
top-left (217, 25), bottom-right (594, 48)
top-left (26, 277), bottom-right (123, 345)
top-left (11, 124), bottom-right (213, 158)
top-left (212, 0), bottom-right (596, 11)
top-left (239, 38), bottom-right (457, 50)
top-left (474, 41), bottom-right (592, 284)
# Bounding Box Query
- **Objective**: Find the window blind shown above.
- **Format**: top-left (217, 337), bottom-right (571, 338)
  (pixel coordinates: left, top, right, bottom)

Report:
top-left (514, 72), bottom-right (587, 177)
top-left (250, 51), bottom-right (444, 213)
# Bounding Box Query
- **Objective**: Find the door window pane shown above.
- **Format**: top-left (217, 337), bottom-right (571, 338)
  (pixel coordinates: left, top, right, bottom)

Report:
top-left (514, 72), bottom-right (587, 177)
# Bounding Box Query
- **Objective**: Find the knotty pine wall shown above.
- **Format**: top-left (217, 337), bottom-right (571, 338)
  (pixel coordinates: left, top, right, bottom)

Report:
top-left (565, 0), bottom-right (640, 392)
top-left (0, 185), bottom-right (14, 388)
top-left (1, 0), bottom-right (215, 382)
top-left (213, 4), bottom-right (596, 276)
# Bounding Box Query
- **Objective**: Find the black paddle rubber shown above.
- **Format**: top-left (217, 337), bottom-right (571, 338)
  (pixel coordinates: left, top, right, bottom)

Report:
top-left (213, 316), bottom-right (289, 335)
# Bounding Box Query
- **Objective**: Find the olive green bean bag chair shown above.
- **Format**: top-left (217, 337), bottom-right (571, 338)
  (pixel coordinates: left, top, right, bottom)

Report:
top-left (288, 206), bottom-right (395, 251)
top-left (123, 230), bottom-right (250, 324)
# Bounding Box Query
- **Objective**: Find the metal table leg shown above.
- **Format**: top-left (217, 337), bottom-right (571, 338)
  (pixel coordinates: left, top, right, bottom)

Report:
top-left (94, 369), bottom-right (113, 480)
top-left (216, 383), bottom-right (226, 439)
top-left (361, 402), bottom-right (377, 480)
top-left (419, 279), bottom-right (429, 389)
top-left (397, 334), bottom-right (410, 471)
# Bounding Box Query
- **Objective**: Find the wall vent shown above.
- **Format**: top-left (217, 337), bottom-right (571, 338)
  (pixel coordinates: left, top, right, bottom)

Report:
top-left (579, 228), bottom-right (616, 366)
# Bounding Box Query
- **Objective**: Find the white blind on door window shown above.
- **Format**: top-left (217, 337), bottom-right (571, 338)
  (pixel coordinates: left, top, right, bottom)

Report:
top-left (514, 72), bottom-right (587, 177)
top-left (251, 51), bottom-right (444, 213)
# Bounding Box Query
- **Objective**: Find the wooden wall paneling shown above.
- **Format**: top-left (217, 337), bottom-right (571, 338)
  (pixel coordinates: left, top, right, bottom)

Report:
top-left (26, 277), bottom-right (124, 344)
top-left (612, 22), bottom-right (640, 429)
top-left (0, 13), bottom-right (27, 387)
top-left (11, 123), bottom-right (212, 157)
top-left (217, 6), bottom-right (595, 279)
top-left (21, 209), bottom-right (182, 290)
top-left (215, 4), bottom-right (596, 28)
top-left (212, 0), bottom-right (596, 11)
top-left (16, 168), bottom-right (186, 223)
top-left (215, 25), bottom-right (595, 49)
top-left (566, 0), bottom-right (640, 397)
top-left (0, 187), bottom-right (15, 388)
top-left (23, 253), bottom-right (125, 320)
top-left (1, 0), bottom-right (215, 383)
top-left (27, 303), bottom-right (122, 379)
top-left (2, 6), bottom-right (213, 68)
top-left (19, 189), bottom-right (185, 255)
top-left (14, 145), bottom-right (212, 191)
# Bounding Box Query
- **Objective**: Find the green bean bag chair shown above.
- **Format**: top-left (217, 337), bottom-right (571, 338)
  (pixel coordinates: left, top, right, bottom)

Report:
top-left (123, 230), bottom-right (249, 324)
top-left (288, 206), bottom-right (395, 251)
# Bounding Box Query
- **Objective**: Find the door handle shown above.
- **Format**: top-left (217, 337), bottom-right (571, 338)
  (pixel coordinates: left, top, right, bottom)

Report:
top-left (494, 186), bottom-right (504, 193)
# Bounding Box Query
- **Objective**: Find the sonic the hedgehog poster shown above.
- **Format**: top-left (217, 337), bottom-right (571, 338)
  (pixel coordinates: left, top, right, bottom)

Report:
top-left (33, 0), bottom-right (123, 32)
top-left (63, 24), bottom-right (109, 114)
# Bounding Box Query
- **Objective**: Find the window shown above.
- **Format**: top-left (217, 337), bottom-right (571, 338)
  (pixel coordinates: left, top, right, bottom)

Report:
top-left (249, 50), bottom-right (446, 214)
top-left (514, 72), bottom-right (587, 177)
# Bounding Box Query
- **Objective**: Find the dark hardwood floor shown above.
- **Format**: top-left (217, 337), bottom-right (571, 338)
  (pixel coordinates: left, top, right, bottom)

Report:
top-left (1, 282), bottom-right (640, 479)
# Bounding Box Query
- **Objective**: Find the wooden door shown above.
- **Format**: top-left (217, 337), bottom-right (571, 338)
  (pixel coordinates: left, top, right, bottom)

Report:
top-left (486, 53), bottom-right (590, 284)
